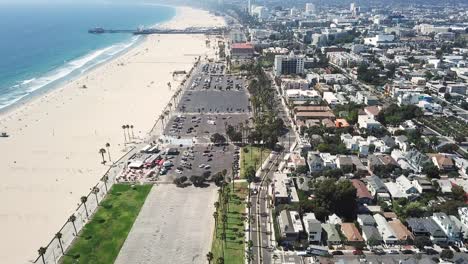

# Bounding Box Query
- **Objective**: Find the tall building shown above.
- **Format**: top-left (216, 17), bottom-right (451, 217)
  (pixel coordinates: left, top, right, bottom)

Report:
top-left (248, 0), bottom-right (254, 14)
top-left (350, 3), bottom-right (359, 16)
top-left (274, 53), bottom-right (305, 76)
top-left (305, 3), bottom-right (316, 14)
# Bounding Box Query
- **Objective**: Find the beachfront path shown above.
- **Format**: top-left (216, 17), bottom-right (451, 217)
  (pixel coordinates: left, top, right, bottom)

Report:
top-left (114, 184), bottom-right (217, 264)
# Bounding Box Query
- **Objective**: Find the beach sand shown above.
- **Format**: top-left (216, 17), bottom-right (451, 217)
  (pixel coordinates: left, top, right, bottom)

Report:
top-left (0, 6), bottom-right (224, 263)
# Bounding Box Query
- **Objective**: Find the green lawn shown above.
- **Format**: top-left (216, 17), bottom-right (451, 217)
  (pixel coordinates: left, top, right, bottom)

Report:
top-left (62, 184), bottom-right (152, 264)
top-left (211, 183), bottom-right (248, 264)
top-left (240, 145), bottom-right (271, 178)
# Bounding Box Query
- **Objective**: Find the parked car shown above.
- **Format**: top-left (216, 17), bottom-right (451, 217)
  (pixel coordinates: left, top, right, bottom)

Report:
top-left (353, 250), bottom-right (363, 255)
top-left (424, 248), bottom-right (438, 255)
top-left (451, 246), bottom-right (461, 252)
top-left (388, 250), bottom-right (399, 254)
top-left (401, 250), bottom-right (414, 254)
top-left (371, 249), bottom-right (385, 255)
top-left (332, 251), bottom-right (344, 255)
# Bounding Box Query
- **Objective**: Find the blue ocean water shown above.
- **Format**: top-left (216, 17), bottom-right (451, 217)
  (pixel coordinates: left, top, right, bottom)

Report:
top-left (0, 3), bottom-right (175, 109)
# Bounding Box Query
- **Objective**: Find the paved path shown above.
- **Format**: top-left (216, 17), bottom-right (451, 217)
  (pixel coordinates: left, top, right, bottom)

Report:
top-left (115, 184), bottom-right (217, 264)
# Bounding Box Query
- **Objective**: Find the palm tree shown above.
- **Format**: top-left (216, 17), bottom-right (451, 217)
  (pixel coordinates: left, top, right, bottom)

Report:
top-left (101, 175), bottom-right (109, 192)
top-left (38, 247), bottom-right (47, 264)
top-left (217, 257), bottom-right (224, 264)
top-left (68, 214), bottom-right (78, 236)
top-left (55, 232), bottom-right (64, 254)
top-left (92, 187), bottom-right (100, 204)
top-left (122, 125), bottom-right (127, 143)
top-left (160, 114), bottom-right (165, 132)
top-left (213, 211), bottom-right (219, 231)
top-left (105, 143), bottom-right (111, 162)
top-left (125, 125), bottom-right (131, 141)
top-left (130, 125), bottom-right (135, 139)
top-left (81, 196), bottom-right (89, 219)
top-left (206, 252), bottom-right (214, 264)
top-left (99, 148), bottom-right (106, 164)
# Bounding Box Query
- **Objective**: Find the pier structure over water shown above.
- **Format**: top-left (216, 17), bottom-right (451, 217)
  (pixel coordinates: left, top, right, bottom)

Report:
top-left (88, 27), bottom-right (225, 35)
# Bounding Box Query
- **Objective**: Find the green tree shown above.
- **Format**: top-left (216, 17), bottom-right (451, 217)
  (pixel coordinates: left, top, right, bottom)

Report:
top-left (245, 166), bottom-right (256, 183)
top-left (414, 236), bottom-right (432, 249)
top-left (440, 249), bottom-right (454, 260)
top-left (206, 252), bottom-right (214, 264)
top-left (422, 163), bottom-right (440, 179)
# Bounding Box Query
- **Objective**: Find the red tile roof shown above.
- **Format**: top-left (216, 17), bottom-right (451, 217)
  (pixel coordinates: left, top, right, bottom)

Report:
top-left (351, 179), bottom-right (373, 200)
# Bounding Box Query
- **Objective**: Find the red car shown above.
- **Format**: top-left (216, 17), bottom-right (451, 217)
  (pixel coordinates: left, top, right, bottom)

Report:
top-left (352, 249), bottom-right (363, 255)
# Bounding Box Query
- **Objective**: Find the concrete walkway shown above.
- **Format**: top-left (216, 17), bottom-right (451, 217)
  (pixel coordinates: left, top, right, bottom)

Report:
top-left (115, 184), bottom-right (217, 264)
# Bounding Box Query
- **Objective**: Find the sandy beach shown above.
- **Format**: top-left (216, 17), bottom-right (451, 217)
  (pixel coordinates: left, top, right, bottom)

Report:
top-left (0, 6), bottom-right (225, 263)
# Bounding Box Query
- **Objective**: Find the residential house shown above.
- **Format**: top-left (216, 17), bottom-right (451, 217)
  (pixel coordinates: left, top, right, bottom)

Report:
top-left (361, 226), bottom-right (383, 246)
top-left (307, 151), bottom-right (323, 173)
top-left (449, 215), bottom-right (468, 241)
top-left (322, 223), bottom-right (342, 246)
top-left (367, 154), bottom-right (398, 174)
top-left (458, 207), bottom-right (468, 228)
top-left (327, 214), bottom-right (342, 225)
top-left (412, 178), bottom-right (435, 193)
top-left (336, 155), bottom-right (354, 173)
top-left (273, 173), bottom-right (292, 205)
top-left (278, 210), bottom-right (304, 241)
top-left (388, 219), bottom-right (415, 243)
top-left (366, 175), bottom-right (390, 200)
top-left (432, 213), bottom-right (462, 244)
top-left (395, 135), bottom-right (409, 152)
top-left (385, 175), bottom-right (419, 200)
top-left (432, 154), bottom-right (456, 171)
top-left (341, 223), bottom-right (364, 246)
top-left (357, 214), bottom-right (377, 227)
top-left (406, 218), bottom-right (430, 237)
top-left (358, 114), bottom-right (382, 130)
top-left (352, 180), bottom-right (374, 205)
top-left (304, 213), bottom-right (322, 244)
top-left (374, 214), bottom-right (398, 245)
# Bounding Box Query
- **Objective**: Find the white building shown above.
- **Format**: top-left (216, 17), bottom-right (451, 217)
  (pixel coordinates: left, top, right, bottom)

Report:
top-left (305, 3), bottom-right (316, 14)
top-left (374, 214), bottom-right (398, 245)
top-left (364, 35), bottom-right (396, 47)
top-left (323, 92), bottom-right (338, 106)
top-left (358, 115), bottom-right (382, 130)
top-left (274, 53), bottom-right (305, 76)
top-left (303, 213), bottom-right (322, 244)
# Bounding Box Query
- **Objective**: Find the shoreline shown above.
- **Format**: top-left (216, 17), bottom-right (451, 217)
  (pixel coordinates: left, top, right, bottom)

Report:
top-left (0, 4), bottom-right (178, 120)
top-left (0, 6), bottom-right (225, 263)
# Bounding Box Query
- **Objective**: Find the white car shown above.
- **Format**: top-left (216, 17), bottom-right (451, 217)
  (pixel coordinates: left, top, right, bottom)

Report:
top-left (199, 164), bottom-right (205, 168)
top-left (175, 169), bottom-right (182, 174)
top-left (204, 165), bottom-right (211, 169)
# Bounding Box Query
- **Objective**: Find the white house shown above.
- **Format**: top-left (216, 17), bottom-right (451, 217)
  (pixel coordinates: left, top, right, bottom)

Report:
top-left (374, 214), bottom-right (398, 245)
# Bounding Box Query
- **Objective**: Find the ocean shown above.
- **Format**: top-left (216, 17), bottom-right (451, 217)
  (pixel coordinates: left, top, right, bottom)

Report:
top-left (0, 3), bottom-right (175, 110)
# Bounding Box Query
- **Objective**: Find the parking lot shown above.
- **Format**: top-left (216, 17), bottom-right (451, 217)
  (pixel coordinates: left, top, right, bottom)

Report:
top-left (158, 144), bottom-right (240, 183)
top-left (164, 113), bottom-right (249, 142)
top-left (157, 62), bottom-right (249, 184)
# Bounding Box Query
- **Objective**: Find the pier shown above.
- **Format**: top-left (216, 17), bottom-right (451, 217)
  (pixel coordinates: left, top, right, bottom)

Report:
top-left (88, 27), bottom-right (224, 35)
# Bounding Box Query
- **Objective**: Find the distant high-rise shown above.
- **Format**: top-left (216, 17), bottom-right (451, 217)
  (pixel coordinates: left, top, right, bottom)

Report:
top-left (305, 3), bottom-right (316, 14)
top-left (350, 2), bottom-right (359, 16)
top-left (274, 53), bottom-right (305, 76)
top-left (248, 0), bottom-right (254, 14)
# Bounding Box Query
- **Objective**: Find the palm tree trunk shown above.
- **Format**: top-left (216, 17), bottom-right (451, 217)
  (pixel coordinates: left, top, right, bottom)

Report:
top-left (72, 222), bottom-right (78, 236)
top-left (103, 180), bottom-right (108, 192)
top-left (83, 203), bottom-right (89, 219)
top-left (95, 193), bottom-right (99, 204)
top-left (58, 238), bottom-right (64, 254)
top-left (123, 130), bottom-right (127, 143)
top-left (107, 148), bottom-right (111, 162)
top-left (101, 153), bottom-right (106, 164)
top-left (41, 254), bottom-right (46, 264)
